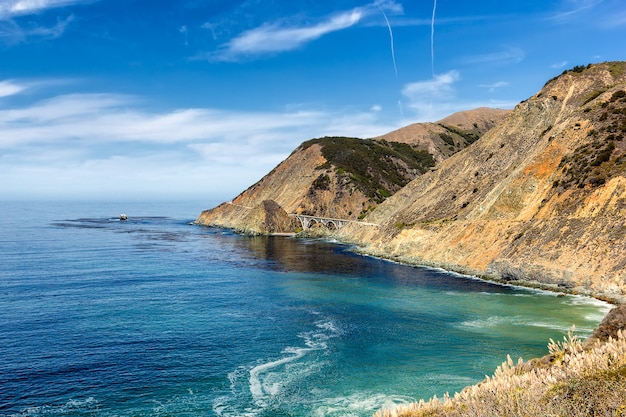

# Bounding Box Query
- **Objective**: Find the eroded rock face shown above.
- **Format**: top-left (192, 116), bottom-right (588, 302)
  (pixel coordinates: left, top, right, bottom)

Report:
top-left (584, 304), bottom-right (626, 347)
top-left (259, 200), bottom-right (299, 234)
top-left (196, 199), bottom-right (298, 235)
top-left (340, 62), bottom-right (626, 301)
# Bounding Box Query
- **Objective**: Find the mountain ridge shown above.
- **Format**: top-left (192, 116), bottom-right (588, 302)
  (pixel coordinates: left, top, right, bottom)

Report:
top-left (196, 108), bottom-right (505, 232)
top-left (339, 61), bottom-right (626, 302)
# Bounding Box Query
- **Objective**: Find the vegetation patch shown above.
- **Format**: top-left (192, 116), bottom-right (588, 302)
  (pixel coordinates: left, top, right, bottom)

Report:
top-left (556, 89), bottom-right (626, 191)
top-left (439, 133), bottom-right (456, 147)
top-left (302, 136), bottom-right (435, 203)
top-left (438, 124), bottom-right (481, 145)
top-left (545, 61), bottom-right (626, 86)
top-left (582, 88), bottom-right (608, 105)
top-left (312, 173), bottom-right (331, 190)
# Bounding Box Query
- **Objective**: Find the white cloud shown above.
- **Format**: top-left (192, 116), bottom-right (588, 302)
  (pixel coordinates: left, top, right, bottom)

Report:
top-left (0, 0), bottom-right (88, 18)
top-left (0, 11), bottom-right (75, 42)
top-left (551, 61), bottom-right (569, 69)
top-left (211, 9), bottom-right (362, 61)
top-left (0, 86), bottom-right (399, 199)
top-left (400, 71), bottom-right (516, 122)
top-left (547, 0), bottom-right (604, 23)
top-left (402, 71), bottom-right (459, 101)
top-left (600, 3), bottom-right (626, 27)
top-left (203, 0), bottom-right (404, 62)
top-left (478, 81), bottom-right (509, 92)
top-left (401, 71), bottom-right (459, 121)
top-left (0, 79), bottom-right (27, 97)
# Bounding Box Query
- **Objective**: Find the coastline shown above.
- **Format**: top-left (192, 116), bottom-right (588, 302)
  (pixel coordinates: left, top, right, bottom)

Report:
top-left (194, 219), bottom-right (626, 417)
top-left (291, 227), bottom-right (624, 306)
top-left (200, 223), bottom-right (623, 306)
top-left (352, 248), bottom-right (624, 306)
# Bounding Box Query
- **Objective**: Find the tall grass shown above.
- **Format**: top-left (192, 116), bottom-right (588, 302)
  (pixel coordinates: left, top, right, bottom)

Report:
top-left (376, 327), bottom-right (626, 417)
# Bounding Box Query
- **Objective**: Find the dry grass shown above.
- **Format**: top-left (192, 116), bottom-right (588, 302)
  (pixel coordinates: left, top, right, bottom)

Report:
top-left (376, 327), bottom-right (626, 417)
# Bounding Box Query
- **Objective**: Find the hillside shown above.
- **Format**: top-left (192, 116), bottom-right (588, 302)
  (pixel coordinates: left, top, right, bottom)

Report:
top-left (340, 61), bottom-right (626, 302)
top-left (377, 107), bottom-right (510, 162)
top-left (196, 110), bottom-right (501, 234)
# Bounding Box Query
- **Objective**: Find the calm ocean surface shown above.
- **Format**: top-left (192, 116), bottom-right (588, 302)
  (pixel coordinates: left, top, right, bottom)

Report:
top-left (0, 201), bottom-right (612, 417)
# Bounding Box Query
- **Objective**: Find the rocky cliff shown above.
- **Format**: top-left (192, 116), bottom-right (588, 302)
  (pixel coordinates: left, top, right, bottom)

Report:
top-left (197, 62), bottom-right (626, 301)
top-left (340, 62), bottom-right (626, 302)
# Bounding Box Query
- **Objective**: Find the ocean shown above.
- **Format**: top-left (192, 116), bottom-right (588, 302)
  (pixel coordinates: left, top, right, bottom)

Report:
top-left (0, 201), bottom-right (612, 417)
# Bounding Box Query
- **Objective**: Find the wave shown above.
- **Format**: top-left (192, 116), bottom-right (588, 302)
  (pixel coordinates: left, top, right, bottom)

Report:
top-left (249, 319), bottom-right (342, 404)
top-left (458, 315), bottom-right (598, 334)
top-left (563, 294), bottom-right (614, 310)
top-left (215, 317), bottom-right (343, 416)
top-left (312, 392), bottom-right (417, 417)
top-left (248, 345), bottom-right (314, 401)
top-left (8, 397), bottom-right (101, 416)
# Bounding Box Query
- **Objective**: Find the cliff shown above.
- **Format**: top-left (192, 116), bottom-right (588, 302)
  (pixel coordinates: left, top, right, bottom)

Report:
top-left (340, 62), bottom-right (626, 302)
top-left (197, 62), bottom-right (626, 300)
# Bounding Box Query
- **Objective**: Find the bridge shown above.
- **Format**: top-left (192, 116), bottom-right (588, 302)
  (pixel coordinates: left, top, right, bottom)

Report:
top-left (224, 201), bottom-right (378, 230)
top-left (290, 214), bottom-right (378, 230)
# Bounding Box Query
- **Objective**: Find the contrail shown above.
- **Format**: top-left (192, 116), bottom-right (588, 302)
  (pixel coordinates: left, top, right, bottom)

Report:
top-left (431, 0), bottom-right (437, 76)
top-left (377, 3), bottom-right (398, 79)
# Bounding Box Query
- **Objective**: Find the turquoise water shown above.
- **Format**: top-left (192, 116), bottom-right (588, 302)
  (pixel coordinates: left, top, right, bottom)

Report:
top-left (0, 201), bottom-right (611, 417)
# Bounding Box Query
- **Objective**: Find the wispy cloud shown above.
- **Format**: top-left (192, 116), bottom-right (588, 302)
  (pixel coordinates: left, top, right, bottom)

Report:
top-left (0, 80), bottom-right (27, 97)
top-left (551, 61), bottom-right (569, 69)
top-left (1, 10), bottom-right (76, 43)
top-left (0, 0), bottom-right (89, 18)
top-left (401, 71), bottom-right (459, 121)
top-left (0, 81), bottom-right (397, 199)
top-left (203, 1), bottom-right (403, 62)
top-left (547, 0), bottom-right (604, 23)
top-left (209, 10), bottom-right (362, 61)
top-left (599, 2), bottom-right (626, 27)
top-left (479, 81), bottom-right (509, 92)
top-left (402, 71), bottom-right (459, 101)
top-left (544, 0), bottom-right (626, 30)
top-left (461, 47), bottom-right (525, 66)
top-left (401, 71), bottom-right (516, 122)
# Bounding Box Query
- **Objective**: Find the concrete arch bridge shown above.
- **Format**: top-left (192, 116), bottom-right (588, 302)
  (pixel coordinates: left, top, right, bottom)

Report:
top-left (290, 214), bottom-right (377, 230)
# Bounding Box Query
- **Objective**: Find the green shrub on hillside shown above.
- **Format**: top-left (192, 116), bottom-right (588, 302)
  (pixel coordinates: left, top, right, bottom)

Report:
top-left (302, 136), bottom-right (435, 203)
top-left (439, 133), bottom-right (456, 147)
top-left (557, 90), bottom-right (626, 191)
top-left (438, 124), bottom-right (481, 145)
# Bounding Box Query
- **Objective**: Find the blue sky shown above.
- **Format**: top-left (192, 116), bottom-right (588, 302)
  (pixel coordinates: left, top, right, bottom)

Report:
top-left (1, 0), bottom-right (625, 201)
